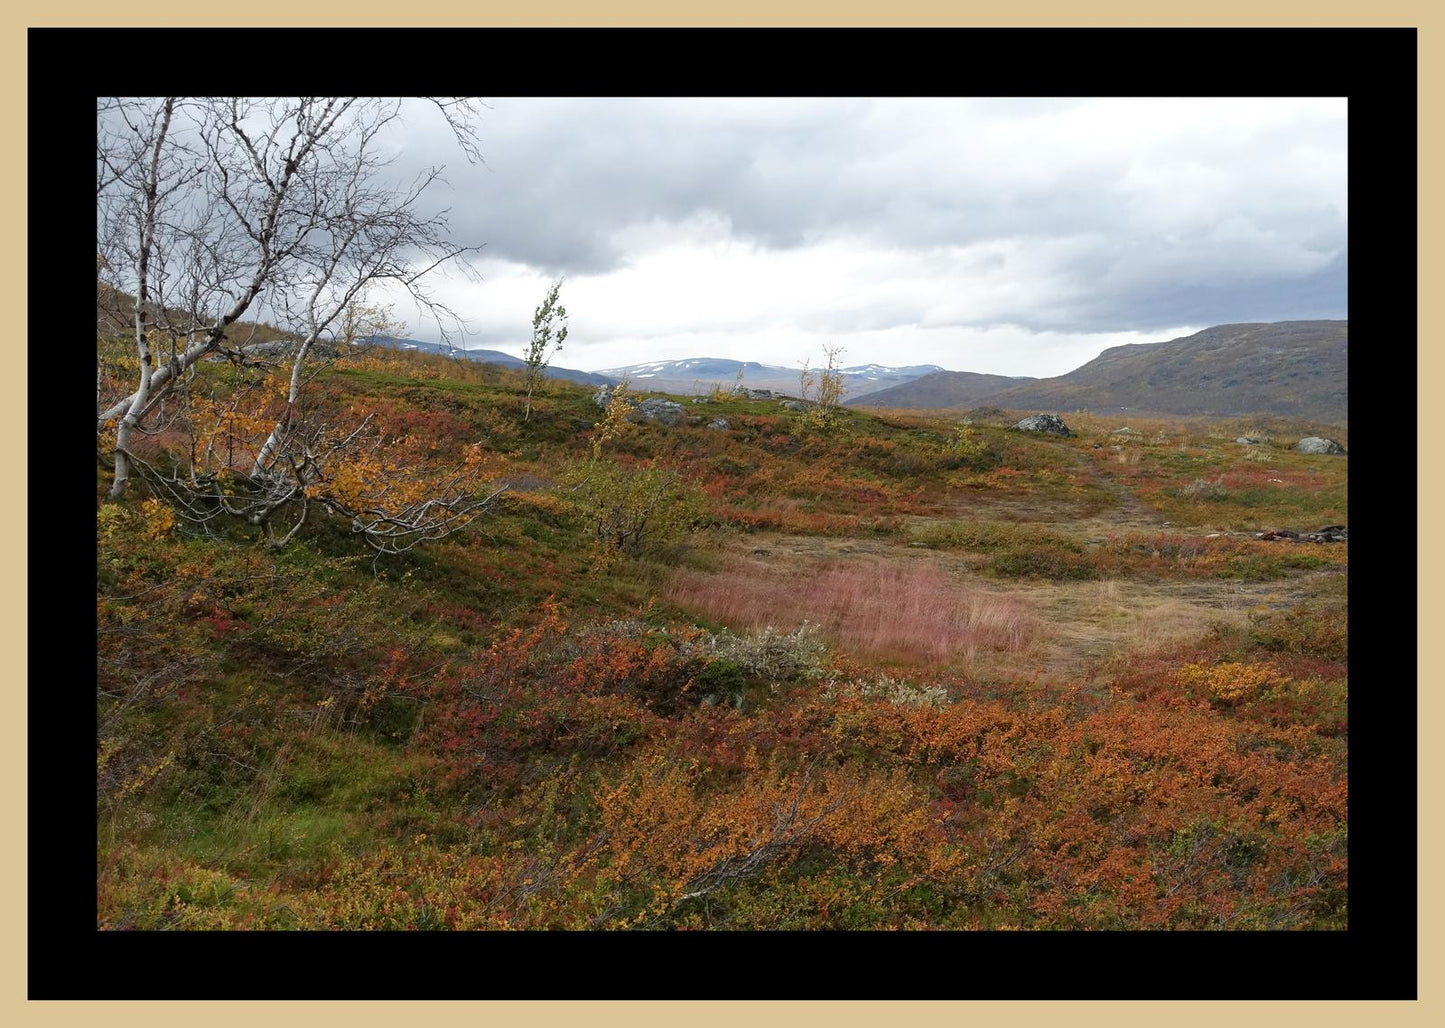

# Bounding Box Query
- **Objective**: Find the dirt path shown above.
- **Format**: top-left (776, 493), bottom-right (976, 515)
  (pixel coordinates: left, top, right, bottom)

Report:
top-left (1067, 448), bottom-right (1162, 530)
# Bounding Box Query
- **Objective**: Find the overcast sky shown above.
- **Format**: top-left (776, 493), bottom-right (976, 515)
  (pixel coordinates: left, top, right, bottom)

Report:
top-left (378, 97), bottom-right (1346, 377)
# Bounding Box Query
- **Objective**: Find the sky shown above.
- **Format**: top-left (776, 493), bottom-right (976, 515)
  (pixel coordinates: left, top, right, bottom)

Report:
top-left (374, 97), bottom-right (1347, 378)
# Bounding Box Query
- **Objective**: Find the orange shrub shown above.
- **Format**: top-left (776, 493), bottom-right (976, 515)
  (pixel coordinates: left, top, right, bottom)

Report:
top-left (1174, 661), bottom-right (1285, 706)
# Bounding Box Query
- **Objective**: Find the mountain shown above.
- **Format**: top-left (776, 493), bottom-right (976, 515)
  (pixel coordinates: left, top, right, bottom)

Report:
top-left (849, 321), bottom-right (1348, 423)
top-left (843, 370), bottom-right (1035, 408)
top-left (595, 358), bottom-right (946, 399)
top-left (364, 336), bottom-right (617, 387)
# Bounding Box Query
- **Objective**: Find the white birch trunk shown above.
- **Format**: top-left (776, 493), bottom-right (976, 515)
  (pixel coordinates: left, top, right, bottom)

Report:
top-left (108, 99), bottom-right (173, 499)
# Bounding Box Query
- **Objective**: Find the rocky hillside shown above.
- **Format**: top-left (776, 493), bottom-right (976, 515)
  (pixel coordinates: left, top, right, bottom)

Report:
top-left (851, 321), bottom-right (1348, 423)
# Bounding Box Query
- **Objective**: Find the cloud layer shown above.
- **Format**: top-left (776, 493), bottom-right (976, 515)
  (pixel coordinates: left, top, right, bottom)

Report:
top-left (379, 97), bottom-right (1346, 375)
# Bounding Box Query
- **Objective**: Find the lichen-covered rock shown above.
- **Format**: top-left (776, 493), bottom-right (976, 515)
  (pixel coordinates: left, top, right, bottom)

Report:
top-left (707, 418), bottom-right (730, 431)
top-left (738, 388), bottom-right (775, 400)
top-left (779, 399), bottom-right (811, 412)
top-left (1235, 435), bottom-right (1266, 445)
top-left (1013, 414), bottom-right (1072, 436)
top-left (633, 397), bottom-right (686, 426)
top-left (592, 385), bottom-right (614, 409)
top-left (1296, 436), bottom-right (1346, 455)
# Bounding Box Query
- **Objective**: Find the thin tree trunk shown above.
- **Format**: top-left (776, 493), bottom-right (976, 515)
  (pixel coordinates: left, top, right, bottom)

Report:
top-left (109, 98), bottom-right (174, 499)
top-left (251, 335), bottom-right (315, 477)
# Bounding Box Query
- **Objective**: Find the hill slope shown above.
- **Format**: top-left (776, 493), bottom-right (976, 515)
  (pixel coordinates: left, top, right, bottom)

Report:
top-left (851, 321), bottom-right (1348, 422)
top-left (844, 370), bottom-right (1034, 409)
top-left (368, 336), bottom-right (616, 386)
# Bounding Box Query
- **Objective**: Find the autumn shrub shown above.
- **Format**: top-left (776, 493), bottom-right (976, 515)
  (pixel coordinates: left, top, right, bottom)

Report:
top-left (559, 459), bottom-right (703, 559)
top-left (822, 674), bottom-right (950, 708)
top-left (987, 545), bottom-right (1098, 581)
top-left (1243, 603), bottom-right (1348, 661)
top-left (572, 750), bottom-right (935, 928)
top-left (1174, 660), bottom-right (1286, 707)
top-left (682, 623), bottom-right (829, 683)
top-left (915, 520), bottom-right (1100, 581)
top-left (555, 618), bottom-right (717, 714)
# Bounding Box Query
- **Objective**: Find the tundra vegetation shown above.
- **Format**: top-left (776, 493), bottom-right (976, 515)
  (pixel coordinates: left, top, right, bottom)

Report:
top-left (97, 340), bottom-right (1349, 931)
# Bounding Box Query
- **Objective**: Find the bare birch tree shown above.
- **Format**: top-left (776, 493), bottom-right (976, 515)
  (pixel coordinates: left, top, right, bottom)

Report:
top-left (96, 97), bottom-right (512, 552)
top-left (97, 96), bottom-right (487, 498)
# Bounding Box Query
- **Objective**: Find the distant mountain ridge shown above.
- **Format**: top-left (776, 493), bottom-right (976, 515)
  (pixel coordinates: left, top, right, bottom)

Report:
top-left (596, 357), bottom-right (947, 399)
top-left (850, 321), bottom-right (1348, 423)
top-left (364, 336), bottom-right (617, 387)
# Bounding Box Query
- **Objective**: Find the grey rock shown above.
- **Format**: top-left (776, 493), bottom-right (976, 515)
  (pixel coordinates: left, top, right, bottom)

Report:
top-left (1296, 436), bottom-right (1346, 455)
top-left (779, 399), bottom-right (812, 412)
top-left (738, 388), bottom-right (775, 400)
top-left (634, 397), bottom-right (687, 426)
top-left (707, 417), bottom-right (730, 431)
top-left (1235, 436), bottom-right (1266, 445)
top-left (592, 385), bottom-right (614, 409)
top-left (1013, 414), bottom-right (1073, 436)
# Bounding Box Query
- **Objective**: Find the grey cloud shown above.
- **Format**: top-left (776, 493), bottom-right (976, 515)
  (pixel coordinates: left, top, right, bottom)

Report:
top-left (390, 97), bottom-right (1346, 335)
top-left (1039, 247), bottom-right (1348, 334)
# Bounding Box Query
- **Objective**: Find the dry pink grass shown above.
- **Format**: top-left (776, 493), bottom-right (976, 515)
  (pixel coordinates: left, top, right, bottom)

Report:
top-left (666, 559), bottom-right (1036, 663)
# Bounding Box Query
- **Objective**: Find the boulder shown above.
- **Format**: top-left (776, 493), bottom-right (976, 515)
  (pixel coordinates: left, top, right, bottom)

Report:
top-left (1296, 436), bottom-right (1346, 455)
top-left (1235, 436), bottom-right (1266, 445)
top-left (738, 387), bottom-right (776, 400)
top-left (707, 418), bottom-right (730, 431)
top-left (633, 397), bottom-right (686, 426)
top-left (779, 399), bottom-right (811, 412)
top-left (592, 385), bottom-right (614, 409)
top-left (1013, 414), bottom-right (1073, 437)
